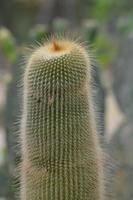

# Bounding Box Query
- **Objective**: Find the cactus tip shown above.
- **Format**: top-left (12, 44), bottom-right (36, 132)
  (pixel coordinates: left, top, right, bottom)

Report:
top-left (51, 39), bottom-right (62, 52)
top-left (47, 39), bottom-right (72, 54)
top-left (52, 40), bottom-right (62, 51)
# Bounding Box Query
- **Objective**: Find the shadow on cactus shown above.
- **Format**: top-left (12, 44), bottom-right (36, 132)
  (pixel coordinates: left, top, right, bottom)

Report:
top-left (18, 36), bottom-right (106, 199)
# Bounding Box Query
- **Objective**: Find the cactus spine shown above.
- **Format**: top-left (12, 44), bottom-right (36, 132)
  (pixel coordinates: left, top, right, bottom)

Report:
top-left (20, 38), bottom-right (105, 199)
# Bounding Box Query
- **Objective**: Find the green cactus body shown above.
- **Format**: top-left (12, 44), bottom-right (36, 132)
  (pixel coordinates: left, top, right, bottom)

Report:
top-left (20, 39), bottom-right (104, 199)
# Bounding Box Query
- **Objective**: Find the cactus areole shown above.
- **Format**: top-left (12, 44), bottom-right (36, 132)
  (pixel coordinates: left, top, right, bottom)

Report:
top-left (20, 38), bottom-right (105, 199)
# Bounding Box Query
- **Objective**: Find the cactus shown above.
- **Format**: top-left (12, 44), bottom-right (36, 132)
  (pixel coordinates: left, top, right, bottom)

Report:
top-left (20, 38), bottom-right (105, 199)
top-left (0, 26), bottom-right (17, 62)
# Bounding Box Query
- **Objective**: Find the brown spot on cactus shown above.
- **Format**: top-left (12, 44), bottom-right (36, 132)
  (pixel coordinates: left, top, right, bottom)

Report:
top-left (51, 40), bottom-right (63, 51)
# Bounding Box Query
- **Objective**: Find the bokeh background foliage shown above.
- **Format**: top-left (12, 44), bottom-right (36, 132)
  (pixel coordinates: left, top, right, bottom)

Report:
top-left (0, 0), bottom-right (133, 199)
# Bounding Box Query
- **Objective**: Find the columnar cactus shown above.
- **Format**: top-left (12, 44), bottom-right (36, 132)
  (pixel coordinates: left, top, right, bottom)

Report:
top-left (20, 38), bottom-right (105, 199)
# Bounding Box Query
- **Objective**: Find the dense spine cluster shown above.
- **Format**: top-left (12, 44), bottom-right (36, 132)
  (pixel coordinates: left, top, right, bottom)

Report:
top-left (20, 38), bottom-right (104, 199)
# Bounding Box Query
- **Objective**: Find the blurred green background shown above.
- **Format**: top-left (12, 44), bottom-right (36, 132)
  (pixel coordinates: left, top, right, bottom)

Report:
top-left (0, 0), bottom-right (133, 199)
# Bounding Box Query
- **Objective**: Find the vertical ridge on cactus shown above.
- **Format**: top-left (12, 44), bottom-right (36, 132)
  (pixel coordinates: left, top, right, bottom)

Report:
top-left (20, 38), bottom-right (105, 199)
